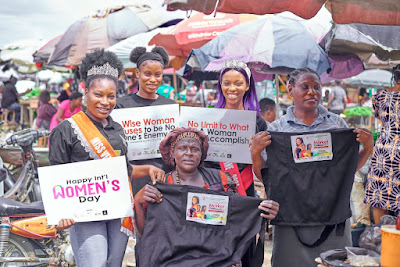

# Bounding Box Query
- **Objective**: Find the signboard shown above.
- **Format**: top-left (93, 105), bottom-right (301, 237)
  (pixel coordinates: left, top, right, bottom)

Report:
top-left (111, 104), bottom-right (179, 160)
top-left (180, 107), bottom-right (256, 164)
top-left (38, 157), bottom-right (132, 225)
top-left (186, 192), bottom-right (229, 226)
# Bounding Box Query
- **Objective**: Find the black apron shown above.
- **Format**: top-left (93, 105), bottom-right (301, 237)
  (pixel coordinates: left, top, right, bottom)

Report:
top-left (264, 129), bottom-right (358, 226)
top-left (135, 183), bottom-right (264, 267)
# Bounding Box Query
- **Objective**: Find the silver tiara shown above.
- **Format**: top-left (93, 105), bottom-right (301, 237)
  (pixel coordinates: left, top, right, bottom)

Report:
top-left (222, 59), bottom-right (251, 80)
top-left (87, 62), bottom-right (118, 78)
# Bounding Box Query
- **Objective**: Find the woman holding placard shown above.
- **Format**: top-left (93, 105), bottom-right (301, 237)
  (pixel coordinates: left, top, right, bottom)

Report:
top-left (115, 46), bottom-right (176, 197)
top-left (49, 49), bottom-right (165, 267)
top-left (251, 68), bottom-right (373, 267)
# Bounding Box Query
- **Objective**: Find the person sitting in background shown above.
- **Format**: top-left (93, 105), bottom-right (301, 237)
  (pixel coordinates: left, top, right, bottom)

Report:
top-left (36, 90), bottom-right (56, 130)
top-left (1, 76), bottom-right (24, 124)
top-left (156, 76), bottom-right (175, 100)
top-left (57, 82), bottom-right (71, 103)
top-left (259, 98), bottom-right (276, 124)
top-left (50, 91), bottom-right (82, 131)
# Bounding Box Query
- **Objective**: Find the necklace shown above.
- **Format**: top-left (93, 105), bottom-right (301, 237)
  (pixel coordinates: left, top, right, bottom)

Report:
top-left (175, 168), bottom-right (180, 184)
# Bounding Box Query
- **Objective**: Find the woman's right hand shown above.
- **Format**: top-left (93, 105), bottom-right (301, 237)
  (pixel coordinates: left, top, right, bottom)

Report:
top-left (56, 219), bottom-right (75, 231)
top-left (134, 184), bottom-right (163, 205)
top-left (251, 131), bottom-right (272, 155)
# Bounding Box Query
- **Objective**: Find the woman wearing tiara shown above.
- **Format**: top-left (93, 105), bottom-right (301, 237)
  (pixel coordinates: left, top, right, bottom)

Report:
top-left (204, 59), bottom-right (269, 267)
top-left (49, 50), bottom-right (165, 266)
top-left (115, 46), bottom-right (176, 197)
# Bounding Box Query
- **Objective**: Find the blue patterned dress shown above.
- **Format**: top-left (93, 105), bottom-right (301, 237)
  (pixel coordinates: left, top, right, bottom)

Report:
top-left (365, 89), bottom-right (400, 212)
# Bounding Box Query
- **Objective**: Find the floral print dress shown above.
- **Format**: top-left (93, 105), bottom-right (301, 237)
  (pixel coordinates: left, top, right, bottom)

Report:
top-left (365, 89), bottom-right (400, 212)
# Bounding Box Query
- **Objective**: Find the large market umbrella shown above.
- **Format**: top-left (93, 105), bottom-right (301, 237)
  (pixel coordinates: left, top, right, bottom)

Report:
top-left (345, 69), bottom-right (393, 88)
top-left (184, 15), bottom-right (331, 81)
top-left (149, 12), bottom-right (259, 57)
top-left (165, 0), bottom-right (400, 25)
top-left (323, 23), bottom-right (400, 63)
top-left (48, 5), bottom-right (184, 68)
top-left (33, 35), bottom-right (62, 65)
top-left (107, 26), bottom-right (184, 70)
top-left (0, 40), bottom-right (44, 73)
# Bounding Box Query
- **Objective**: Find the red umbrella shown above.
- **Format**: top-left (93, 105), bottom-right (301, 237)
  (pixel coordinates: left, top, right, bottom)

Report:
top-left (165, 0), bottom-right (400, 25)
top-left (149, 12), bottom-right (259, 57)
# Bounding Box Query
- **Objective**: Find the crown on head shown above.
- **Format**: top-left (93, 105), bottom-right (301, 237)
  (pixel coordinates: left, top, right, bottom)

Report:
top-left (222, 59), bottom-right (251, 80)
top-left (87, 62), bottom-right (118, 78)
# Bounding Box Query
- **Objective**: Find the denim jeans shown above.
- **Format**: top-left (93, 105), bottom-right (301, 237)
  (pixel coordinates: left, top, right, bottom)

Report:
top-left (4, 102), bottom-right (20, 123)
top-left (69, 219), bottom-right (129, 267)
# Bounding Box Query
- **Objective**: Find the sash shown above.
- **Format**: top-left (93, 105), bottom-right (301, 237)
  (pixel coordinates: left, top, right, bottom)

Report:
top-left (68, 111), bottom-right (134, 237)
top-left (219, 162), bottom-right (253, 196)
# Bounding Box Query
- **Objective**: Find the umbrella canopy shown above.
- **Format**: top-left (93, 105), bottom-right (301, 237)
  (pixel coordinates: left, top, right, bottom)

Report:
top-left (48, 5), bottom-right (184, 67)
top-left (0, 67), bottom-right (19, 82)
top-left (345, 69), bottom-right (393, 88)
top-left (149, 12), bottom-right (259, 57)
top-left (165, 0), bottom-right (400, 25)
top-left (33, 35), bottom-right (62, 64)
top-left (107, 26), bottom-right (185, 69)
top-left (185, 16), bottom-right (330, 81)
top-left (323, 23), bottom-right (400, 63)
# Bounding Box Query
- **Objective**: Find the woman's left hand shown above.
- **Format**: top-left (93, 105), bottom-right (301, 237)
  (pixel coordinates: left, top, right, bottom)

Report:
top-left (148, 166), bottom-right (166, 184)
top-left (258, 200), bottom-right (279, 220)
top-left (353, 128), bottom-right (374, 153)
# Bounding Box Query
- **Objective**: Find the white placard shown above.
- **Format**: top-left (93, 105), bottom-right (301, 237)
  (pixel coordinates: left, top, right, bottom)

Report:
top-left (290, 133), bottom-right (333, 163)
top-left (111, 104), bottom-right (179, 160)
top-left (180, 107), bottom-right (256, 164)
top-left (38, 157), bottom-right (132, 225)
top-left (186, 192), bottom-right (229, 225)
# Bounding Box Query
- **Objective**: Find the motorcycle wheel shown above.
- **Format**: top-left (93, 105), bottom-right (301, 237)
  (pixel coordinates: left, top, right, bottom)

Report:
top-left (0, 233), bottom-right (47, 267)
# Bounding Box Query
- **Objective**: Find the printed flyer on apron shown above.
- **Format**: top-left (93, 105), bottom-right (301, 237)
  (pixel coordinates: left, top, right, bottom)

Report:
top-left (111, 104), bottom-right (179, 160)
top-left (290, 132), bottom-right (333, 163)
top-left (186, 192), bottom-right (229, 226)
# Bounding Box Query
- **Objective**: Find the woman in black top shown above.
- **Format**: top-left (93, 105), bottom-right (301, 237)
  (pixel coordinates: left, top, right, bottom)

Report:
top-left (115, 46), bottom-right (176, 196)
top-left (49, 50), bottom-right (165, 267)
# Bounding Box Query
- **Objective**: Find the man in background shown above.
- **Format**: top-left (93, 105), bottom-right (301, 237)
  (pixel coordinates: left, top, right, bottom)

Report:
top-left (259, 98), bottom-right (276, 125)
top-left (328, 80), bottom-right (347, 115)
top-left (1, 76), bottom-right (21, 123)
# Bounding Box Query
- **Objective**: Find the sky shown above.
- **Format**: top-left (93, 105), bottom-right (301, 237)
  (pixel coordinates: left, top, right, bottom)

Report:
top-left (0, 0), bottom-right (165, 48)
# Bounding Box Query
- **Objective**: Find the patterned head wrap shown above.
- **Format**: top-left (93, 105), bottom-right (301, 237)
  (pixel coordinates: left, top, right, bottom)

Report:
top-left (159, 127), bottom-right (209, 167)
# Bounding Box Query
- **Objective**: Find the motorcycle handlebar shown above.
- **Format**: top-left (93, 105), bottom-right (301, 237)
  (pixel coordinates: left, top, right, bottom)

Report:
top-left (5, 129), bottom-right (50, 146)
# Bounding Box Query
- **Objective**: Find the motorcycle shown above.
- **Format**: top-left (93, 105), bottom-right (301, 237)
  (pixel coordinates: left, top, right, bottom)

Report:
top-left (0, 198), bottom-right (75, 266)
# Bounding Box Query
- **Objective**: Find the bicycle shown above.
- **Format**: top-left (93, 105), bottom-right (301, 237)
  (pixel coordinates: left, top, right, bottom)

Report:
top-left (0, 129), bottom-right (49, 203)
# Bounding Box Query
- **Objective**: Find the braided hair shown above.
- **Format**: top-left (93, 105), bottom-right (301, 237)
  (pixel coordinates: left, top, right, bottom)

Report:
top-left (80, 49), bottom-right (124, 89)
top-left (287, 68), bottom-right (320, 87)
top-left (391, 64), bottom-right (400, 86)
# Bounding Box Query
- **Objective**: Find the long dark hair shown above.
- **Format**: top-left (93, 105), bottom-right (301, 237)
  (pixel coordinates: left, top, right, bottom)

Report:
top-left (215, 67), bottom-right (260, 114)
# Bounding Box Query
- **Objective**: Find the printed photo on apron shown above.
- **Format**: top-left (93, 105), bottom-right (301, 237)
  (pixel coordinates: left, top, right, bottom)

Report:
top-left (290, 133), bottom-right (333, 163)
top-left (186, 192), bottom-right (229, 225)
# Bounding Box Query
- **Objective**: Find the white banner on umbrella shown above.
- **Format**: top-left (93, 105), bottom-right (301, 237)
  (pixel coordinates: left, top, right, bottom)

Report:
top-left (111, 104), bottom-right (179, 160)
top-left (180, 107), bottom-right (256, 164)
top-left (38, 157), bottom-right (132, 225)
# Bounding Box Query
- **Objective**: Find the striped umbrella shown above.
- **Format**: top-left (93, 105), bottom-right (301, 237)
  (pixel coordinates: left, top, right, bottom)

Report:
top-left (185, 15), bottom-right (330, 81)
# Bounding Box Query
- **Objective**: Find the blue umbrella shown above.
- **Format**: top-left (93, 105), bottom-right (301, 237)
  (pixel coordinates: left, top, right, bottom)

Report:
top-left (185, 15), bottom-right (331, 80)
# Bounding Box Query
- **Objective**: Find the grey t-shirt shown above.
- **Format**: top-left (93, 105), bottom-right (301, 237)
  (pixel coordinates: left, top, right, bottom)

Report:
top-left (115, 93), bottom-right (176, 195)
top-left (330, 85), bottom-right (347, 111)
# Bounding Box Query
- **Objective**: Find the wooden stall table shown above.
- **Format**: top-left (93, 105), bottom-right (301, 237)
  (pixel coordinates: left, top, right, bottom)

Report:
top-left (19, 98), bottom-right (38, 128)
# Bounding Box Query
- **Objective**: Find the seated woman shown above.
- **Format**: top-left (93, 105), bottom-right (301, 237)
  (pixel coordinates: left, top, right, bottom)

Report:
top-left (36, 90), bottom-right (56, 130)
top-left (49, 91), bottom-right (83, 131)
top-left (134, 127), bottom-right (279, 236)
